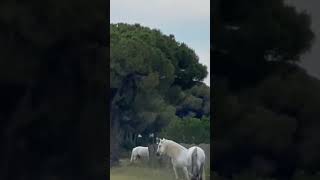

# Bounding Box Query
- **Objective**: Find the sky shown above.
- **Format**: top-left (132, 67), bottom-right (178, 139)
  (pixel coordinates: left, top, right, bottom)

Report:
top-left (287, 0), bottom-right (320, 79)
top-left (110, 0), bottom-right (210, 86)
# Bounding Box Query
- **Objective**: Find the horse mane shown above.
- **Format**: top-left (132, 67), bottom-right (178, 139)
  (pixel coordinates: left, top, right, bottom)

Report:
top-left (164, 139), bottom-right (187, 158)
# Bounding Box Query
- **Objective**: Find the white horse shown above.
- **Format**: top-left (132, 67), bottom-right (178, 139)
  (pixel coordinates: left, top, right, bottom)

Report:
top-left (156, 138), bottom-right (206, 180)
top-left (130, 146), bottom-right (149, 163)
top-left (188, 146), bottom-right (206, 180)
top-left (156, 138), bottom-right (189, 179)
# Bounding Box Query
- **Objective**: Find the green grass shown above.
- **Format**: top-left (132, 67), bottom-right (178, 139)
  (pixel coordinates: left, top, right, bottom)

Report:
top-left (110, 165), bottom-right (176, 180)
top-left (110, 159), bottom-right (210, 180)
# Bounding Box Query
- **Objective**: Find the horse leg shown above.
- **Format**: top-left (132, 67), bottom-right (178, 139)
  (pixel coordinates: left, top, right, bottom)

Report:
top-left (183, 167), bottom-right (189, 180)
top-left (200, 164), bottom-right (205, 180)
top-left (130, 153), bottom-right (134, 163)
top-left (173, 165), bottom-right (179, 179)
top-left (133, 155), bottom-right (137, 163)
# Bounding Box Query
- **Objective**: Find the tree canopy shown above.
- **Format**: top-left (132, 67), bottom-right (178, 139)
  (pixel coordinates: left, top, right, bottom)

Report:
top-left (110, 23), bottom-right (210, 165)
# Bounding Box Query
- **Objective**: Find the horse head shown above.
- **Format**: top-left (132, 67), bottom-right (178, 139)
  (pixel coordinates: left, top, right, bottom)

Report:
top-left (156, 138), bottom-right (166, 156)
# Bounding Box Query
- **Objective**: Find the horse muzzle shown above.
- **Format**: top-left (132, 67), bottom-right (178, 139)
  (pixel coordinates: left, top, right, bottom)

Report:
top-left (156, 152), bottom-right (160, 156)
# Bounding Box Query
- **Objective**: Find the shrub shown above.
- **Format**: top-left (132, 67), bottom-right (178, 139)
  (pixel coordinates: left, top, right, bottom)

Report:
top-left (160, 116), bottom-right (210, 144)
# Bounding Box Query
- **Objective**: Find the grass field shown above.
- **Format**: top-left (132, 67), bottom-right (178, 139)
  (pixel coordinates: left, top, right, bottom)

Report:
top-left (110, 159), bottom-right (210, 180)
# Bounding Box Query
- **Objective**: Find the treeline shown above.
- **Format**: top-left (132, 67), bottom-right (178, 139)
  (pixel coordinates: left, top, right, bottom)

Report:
top-left (110, 23), bottom-right (210, 165)
top-left (213, 0), bottom-right (320, 179)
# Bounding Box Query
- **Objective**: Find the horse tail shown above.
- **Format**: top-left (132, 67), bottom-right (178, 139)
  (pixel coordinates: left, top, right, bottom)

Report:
top-left (192, 147), bottom-right (198, 162)
top-left (191, 147), bottom-right (198, 176)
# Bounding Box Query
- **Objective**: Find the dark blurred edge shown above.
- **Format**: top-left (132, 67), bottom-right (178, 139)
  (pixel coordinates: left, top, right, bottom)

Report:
top-left (0, 0), bottom-right (109, 180)
top-left (210, 0), bottom-right (215, 177)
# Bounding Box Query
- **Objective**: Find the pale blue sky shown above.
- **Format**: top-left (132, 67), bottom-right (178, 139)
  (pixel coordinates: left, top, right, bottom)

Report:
top-left (111, 0), bottom-right (210, 85)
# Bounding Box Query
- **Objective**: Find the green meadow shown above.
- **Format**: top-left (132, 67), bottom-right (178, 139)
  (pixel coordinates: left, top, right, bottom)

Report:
top-left (110, 159), bottom-right (210, 180)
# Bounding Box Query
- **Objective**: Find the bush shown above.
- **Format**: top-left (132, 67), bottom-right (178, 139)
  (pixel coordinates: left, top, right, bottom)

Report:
top-left (160, 116), bottom-right (210, 144)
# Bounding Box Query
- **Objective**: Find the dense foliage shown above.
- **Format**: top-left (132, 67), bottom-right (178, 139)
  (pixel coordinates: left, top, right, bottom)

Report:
top-left (161, 116), bottom-right (210, 144)
top-left (213, 0), bottom-right (319, 179)
top-left (110, 23), bottom-right (210, 164)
